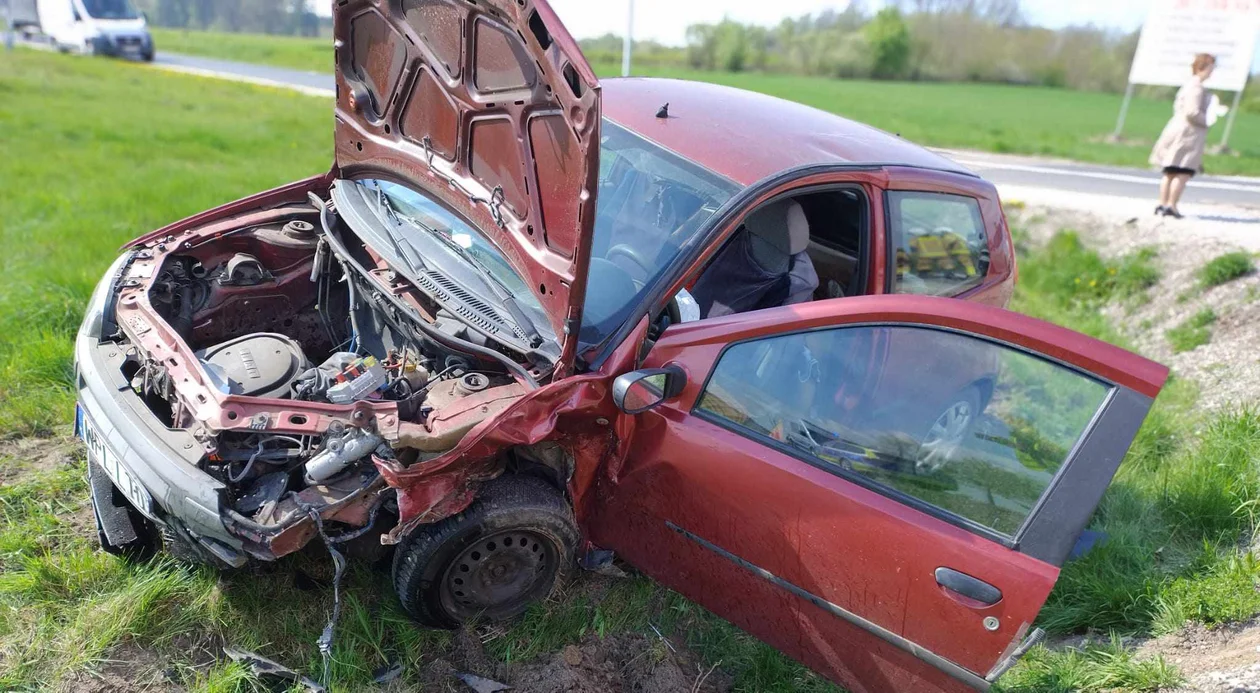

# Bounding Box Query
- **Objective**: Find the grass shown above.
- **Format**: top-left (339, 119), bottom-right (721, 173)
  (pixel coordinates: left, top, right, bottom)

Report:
top-left (1166, 308), bottom-right (1218, 353)
top-left (0, 49), bottom-right (331, 436)
top-left (150, 27), bottom-right (332, 73)
top-left (1197, 251), bottom-right (1256, 289)
top-left (994, 636), bottom-right (1183, 693)
top-left (148, 27), bottom-right (1260, 176)
top-left (3, 48), bottom-right (1260, 693)
top-left (992, 640), bottom-right (1179, 693)
top-left (1004, 225), bottom-right (1260, 687)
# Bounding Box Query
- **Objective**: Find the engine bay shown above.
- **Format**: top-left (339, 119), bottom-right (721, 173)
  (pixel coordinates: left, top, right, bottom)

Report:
top-left (110, 198), bottom-right (538, 548)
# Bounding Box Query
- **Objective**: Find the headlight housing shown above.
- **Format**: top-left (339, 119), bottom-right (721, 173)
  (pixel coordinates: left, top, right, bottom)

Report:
top-left (80, 252), bottom-right (133, 341)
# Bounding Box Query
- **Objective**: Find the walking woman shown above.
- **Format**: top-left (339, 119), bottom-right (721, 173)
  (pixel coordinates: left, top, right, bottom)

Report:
top-left (1151, 53), bottom-right (1216, 219)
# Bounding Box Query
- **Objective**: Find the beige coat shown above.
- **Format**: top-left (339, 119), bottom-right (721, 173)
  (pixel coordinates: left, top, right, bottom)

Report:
top-left (1150, 77), bottom-right (1211, 172)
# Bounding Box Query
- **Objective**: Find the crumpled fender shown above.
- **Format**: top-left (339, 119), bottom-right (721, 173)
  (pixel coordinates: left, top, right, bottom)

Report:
top-left (375, 317), bottom-right (649, 543)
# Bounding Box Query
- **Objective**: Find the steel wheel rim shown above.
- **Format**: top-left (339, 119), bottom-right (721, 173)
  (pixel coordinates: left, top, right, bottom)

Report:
top-left (917, 400), bottom-right (974, 472)
top-left (440, 529), bottom-right (558, 620)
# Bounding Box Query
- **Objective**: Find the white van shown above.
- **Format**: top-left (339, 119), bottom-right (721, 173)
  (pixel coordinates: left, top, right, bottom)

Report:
top-left (37, 0), bottom-right (154, 61)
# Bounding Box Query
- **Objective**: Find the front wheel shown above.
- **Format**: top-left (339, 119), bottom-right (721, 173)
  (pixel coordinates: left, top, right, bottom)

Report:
top-left (393, 475), bottom-right (577, 628)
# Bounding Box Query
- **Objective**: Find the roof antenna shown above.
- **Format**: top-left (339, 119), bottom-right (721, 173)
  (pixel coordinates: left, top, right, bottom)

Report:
top-left (655, 102), bottom-right (670, 119)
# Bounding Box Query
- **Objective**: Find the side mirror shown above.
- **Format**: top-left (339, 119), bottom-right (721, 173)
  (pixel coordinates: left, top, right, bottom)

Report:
top-left (613, 365), bottom-right (687, 415)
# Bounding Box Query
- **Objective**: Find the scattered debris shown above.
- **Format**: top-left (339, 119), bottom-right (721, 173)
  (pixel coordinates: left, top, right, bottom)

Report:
top-left (372, 659), bottom-right (404, 685)
top-left (224, 646), bottom-right (327, 692)
top-left (457, 672), bottom-right (513, 692)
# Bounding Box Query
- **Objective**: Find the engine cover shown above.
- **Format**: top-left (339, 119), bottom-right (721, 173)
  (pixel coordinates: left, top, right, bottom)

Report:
top-left (198, 333), bottom-right (308, 399)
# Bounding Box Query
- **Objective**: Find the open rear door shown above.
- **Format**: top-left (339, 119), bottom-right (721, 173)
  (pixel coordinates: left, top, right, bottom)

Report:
top-left (589, 295), bottom-right (1168, 692)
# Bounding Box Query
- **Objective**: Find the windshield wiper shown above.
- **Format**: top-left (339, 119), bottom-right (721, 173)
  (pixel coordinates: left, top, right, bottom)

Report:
top-left (364, 183), bottom-right (542, 345)
top-left (412, 220), bottom-right (544, 345)
top-left (361, 182), bottom-right (428, 276)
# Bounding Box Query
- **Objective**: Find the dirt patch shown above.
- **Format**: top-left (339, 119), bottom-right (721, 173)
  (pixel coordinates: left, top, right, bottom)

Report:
top-left (1009, 205), bottom-right (1260, 411)
top-left (1136, 619), bottom-right (1260, 692)
top-left (56, 640), bottom-right (182, 693)
top-left (0, 429), bottom-right (82, 485)
top-left (423, 625), bottom-right (731, 693)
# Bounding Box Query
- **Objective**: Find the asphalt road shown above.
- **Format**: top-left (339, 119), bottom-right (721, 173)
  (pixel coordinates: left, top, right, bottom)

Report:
top-left (154, 51), bottom-right (335, 96)
top-left (940, 149), bottom-right (1260, 210)
top-left (121, 50), bottom-right (1260, 209)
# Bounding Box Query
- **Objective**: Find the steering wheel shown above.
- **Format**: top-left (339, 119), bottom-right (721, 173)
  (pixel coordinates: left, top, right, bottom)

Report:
top-left (606, 243), bottom-right (653, 276)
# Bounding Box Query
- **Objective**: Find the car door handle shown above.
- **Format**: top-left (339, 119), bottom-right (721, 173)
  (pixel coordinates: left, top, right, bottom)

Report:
top-left (934, 567), bottom-right (1002, 606)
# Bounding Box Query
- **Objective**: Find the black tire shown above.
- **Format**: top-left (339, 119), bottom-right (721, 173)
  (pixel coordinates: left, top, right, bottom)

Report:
top-left (392, 475), bottom-right (577, 628)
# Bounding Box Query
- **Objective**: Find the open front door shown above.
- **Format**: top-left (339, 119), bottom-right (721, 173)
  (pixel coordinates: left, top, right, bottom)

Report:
top-left (587, 295), bottom-right (1167, 692)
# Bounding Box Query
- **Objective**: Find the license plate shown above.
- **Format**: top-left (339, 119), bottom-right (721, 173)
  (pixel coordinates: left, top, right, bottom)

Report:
top-left (77, 406), bottom-right (154, 518)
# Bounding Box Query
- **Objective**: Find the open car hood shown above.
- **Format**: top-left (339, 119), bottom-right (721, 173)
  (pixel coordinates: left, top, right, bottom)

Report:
top-left (333, 0), bottom-right (600, 368)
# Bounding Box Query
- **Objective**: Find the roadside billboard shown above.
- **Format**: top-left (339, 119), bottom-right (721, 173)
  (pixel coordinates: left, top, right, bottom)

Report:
top-left (1128, 0), bottom-right (1260, 92)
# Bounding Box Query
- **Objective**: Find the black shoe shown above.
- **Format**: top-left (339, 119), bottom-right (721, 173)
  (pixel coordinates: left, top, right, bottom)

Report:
top-left (1155, 205), bottom-right (1167, 215)
top-left (1162, 207), bottom-right (1184, 219)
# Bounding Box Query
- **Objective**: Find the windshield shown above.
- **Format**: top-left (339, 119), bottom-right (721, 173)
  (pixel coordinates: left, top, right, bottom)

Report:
top-left (581, 121), bottom-right (740, 345)
top-left (80, 0), bottom-right (140, 20)
top-left (364, 179), bottom-right (549, 325)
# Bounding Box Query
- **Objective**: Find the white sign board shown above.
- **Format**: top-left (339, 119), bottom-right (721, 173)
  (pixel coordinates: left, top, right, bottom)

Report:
top-left (1128, 0), bottom-right (1260, 92)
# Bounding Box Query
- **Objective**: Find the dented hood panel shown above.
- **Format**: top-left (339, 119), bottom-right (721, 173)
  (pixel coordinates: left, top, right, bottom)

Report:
top-left (332, 0), bottom-right (601, 366)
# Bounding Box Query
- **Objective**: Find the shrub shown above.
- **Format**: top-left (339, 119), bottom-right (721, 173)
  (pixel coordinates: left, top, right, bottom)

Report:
top-left (863, 8), bottom-right (912, 79)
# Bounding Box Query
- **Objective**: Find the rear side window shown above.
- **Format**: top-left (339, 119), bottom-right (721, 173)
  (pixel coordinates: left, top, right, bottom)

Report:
top-left (695, 326), bottom-right (1111, 537)
top-left (889, 191), bottom-right (988, 296)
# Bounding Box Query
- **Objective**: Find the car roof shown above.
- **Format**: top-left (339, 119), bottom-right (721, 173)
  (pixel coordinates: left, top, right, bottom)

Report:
top-left (602, 78), bottom-right (975, 187)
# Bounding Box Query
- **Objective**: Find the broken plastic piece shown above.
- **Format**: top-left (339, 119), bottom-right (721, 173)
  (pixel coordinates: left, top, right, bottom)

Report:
top-left (372, 660), bottom-right (404, 684)
top-left (224, 646), bottom-right (327, 693)
top-left (457, 673), bottom-right (512, 692)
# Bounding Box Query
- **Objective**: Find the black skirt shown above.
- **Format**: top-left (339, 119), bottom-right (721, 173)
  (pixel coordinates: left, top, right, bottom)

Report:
top-left (1163, 166), bottom-right (1197, 177)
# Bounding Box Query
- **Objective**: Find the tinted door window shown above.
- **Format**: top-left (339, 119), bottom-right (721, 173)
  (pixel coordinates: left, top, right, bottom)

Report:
top-left (889, 191), bottom-right (988, 296)
top-left (695, 326), bottom-right (1111, 536)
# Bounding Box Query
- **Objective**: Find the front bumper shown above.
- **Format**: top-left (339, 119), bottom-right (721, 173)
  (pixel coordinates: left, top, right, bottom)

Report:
top-left (90, 31), bottom-right (152, 59)
top-left (75, 313), bottom-right (247, 566)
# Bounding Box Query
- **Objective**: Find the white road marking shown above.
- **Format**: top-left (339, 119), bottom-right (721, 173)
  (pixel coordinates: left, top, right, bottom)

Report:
top-left (950, 158), bottom-right (1260, 193)
top-left (145, 62), bottom-right (335, 98)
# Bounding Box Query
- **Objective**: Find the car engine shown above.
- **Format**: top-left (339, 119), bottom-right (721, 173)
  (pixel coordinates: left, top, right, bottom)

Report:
top-left (117, 201), bottom-right (534, 545)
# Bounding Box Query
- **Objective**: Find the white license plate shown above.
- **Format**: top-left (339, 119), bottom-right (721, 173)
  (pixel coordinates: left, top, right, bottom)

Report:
top-left (78, 408), bottom-right (154, 518)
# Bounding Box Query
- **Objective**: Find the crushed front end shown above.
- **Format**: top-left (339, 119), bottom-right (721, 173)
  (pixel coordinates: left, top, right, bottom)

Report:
top-left (74, 178), bottom-right (586, 566)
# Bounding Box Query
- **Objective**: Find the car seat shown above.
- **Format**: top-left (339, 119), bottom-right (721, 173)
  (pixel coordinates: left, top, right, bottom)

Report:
top-left (691, 199), bottom-right (819, 318)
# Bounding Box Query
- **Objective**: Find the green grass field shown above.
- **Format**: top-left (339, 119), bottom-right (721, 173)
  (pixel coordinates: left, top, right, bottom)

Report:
top-left (148, 28), bottom-right (1260, 176)
top-left (2, 48), bottom-right (1259, 692)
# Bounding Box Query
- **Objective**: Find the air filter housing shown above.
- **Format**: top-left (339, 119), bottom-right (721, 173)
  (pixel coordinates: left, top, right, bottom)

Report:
top-left (198, 333), bottom-right (308, 399)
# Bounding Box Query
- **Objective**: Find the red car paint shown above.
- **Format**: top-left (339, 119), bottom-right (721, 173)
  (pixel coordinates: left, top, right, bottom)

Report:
top-left (587, 296), bottom-right (1166, 692)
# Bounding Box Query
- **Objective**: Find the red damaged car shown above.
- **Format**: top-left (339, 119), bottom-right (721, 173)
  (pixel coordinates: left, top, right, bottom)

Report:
top-left (73, 1), bottom-right (1167, 691)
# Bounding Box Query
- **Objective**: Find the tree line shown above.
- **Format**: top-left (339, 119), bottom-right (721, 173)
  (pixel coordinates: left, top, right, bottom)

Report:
top-left (581, 0), bottom-right (1140, 93)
